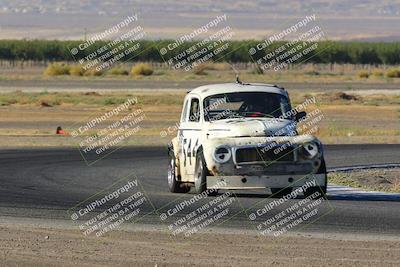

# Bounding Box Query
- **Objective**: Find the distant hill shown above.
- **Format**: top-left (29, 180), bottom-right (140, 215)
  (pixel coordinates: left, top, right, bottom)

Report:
top-left (0, 0), bottom-right (399, 41)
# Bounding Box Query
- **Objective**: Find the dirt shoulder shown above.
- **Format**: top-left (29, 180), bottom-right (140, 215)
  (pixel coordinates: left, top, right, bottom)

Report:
top-left (329, 168), bottom-right (400, 193)
top-left (1, 222), bottom-right (400, 267)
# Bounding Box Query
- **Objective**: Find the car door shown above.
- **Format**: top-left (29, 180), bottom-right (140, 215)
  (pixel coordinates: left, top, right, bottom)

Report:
top-left (178, 95), bottom-right (202, 181)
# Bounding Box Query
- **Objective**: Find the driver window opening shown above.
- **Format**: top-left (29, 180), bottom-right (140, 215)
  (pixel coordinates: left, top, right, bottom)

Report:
top-left (189, 98), bottom-right (200, 122)
top-left (181, 99), bottom-right (189, 122)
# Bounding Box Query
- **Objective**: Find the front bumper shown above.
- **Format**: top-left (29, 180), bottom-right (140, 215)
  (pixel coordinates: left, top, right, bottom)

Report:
top-left (207, 173), bottom-right (326, 190)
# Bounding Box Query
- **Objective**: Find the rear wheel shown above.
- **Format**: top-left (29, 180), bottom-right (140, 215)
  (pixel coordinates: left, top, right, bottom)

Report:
top-left (168, 155), bottom-right (190, 193)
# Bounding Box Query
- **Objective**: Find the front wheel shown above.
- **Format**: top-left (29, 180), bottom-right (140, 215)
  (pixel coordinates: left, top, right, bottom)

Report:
top-left (304, 157), bottom-right (327, 199)
top-left (304, 186), bottom-right (327, 199)
top-left (168, 155), bottom-right (190, 193)
top-left (271, 187), bottom-right (293, 198)
top-left (194, 151), bottom-right (208, 194)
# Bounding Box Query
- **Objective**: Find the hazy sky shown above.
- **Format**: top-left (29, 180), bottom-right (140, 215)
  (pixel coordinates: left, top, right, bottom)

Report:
top-left (0, 0), bottom-right (399, 41)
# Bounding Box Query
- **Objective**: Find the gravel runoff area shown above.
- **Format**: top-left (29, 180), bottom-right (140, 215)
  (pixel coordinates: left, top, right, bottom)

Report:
top-left (1, 218), bottom-right (400, 267)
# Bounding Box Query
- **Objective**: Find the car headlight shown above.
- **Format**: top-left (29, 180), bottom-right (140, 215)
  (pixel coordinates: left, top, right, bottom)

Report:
top-left (213, 145), bottom-right (232, 163)
top-left (300, 142), bottom-right (319, 159)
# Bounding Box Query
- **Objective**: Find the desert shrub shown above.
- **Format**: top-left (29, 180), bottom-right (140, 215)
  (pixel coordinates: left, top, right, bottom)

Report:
top-left (209, 62), bottom-right (230, 71)
top-left (331, 92), bottom-right (359, 101)
top-left (305, 71), bottom-right (320, 76)
top-left (43, 63), bottom-right (70, 76)
top-left (83, 92), bottom-right (101, 96)
top-left (83, 68), bottom-right (104, 76)
top-left (371, 69), bottom-right (384, 77)
top-left (193, 63), bottom-right (208, 75)
top-left (192, 62), bottom-right (230, 74)
top-left (101, 97), bottom-right (127, 105)
top-left (0, 95), bottom-right (18, 105)
top-left (250, 65), bottom-right (264, 75)
top-left (131, 63), bottom-right (154, 76)
top-left (108, 67), bottom-right (129, 75)
top-left (358, 70), bottom-right (369, 78)
top-left (69, 64), bottom-right (85, 76)
top-left (386, 68), bottom-right (400, 78)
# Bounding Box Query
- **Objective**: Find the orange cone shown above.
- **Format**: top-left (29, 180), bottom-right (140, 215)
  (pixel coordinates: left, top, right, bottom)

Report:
top-left (56, 126), bottom-right (68, 135)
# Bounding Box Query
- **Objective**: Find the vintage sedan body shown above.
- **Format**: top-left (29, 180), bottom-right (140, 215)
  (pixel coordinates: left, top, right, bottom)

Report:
top-left (167, 82), bottom-right (327, 198)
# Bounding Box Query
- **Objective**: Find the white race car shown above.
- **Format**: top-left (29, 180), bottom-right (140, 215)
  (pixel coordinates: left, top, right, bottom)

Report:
top-left (167, 81), bottom-right (327, 198)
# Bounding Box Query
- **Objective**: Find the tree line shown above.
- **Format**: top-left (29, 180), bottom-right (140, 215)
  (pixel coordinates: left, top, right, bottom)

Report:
top-left (0, 39), bottom-right (399, 65)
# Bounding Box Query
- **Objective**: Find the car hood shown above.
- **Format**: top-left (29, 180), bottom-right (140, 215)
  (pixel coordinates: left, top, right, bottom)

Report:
top-left (207, 118), bottom-right (296, 138)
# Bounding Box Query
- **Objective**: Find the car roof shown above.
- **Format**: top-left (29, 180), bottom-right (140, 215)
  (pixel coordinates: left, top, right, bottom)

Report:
top-left (187, 83), bottom-right (288, 99)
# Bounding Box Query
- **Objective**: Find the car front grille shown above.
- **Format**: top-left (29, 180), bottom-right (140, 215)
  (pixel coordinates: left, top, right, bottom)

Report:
top-left (235, 145), bottom-right (295, 164)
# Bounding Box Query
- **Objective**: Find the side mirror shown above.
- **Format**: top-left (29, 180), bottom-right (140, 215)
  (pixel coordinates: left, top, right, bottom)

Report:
top-left (295, 111), bottom-right (307, 122)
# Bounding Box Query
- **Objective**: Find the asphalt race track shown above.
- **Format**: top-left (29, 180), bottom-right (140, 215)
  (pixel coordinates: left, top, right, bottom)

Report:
top-left (1, 144), bottom-right (400, 236)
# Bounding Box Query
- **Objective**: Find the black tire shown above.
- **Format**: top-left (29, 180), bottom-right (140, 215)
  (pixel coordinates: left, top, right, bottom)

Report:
top-left (304, 186), bottom-right (326, 199)
top-left (304, 157), bottom-right (327, 199)
top-left (168, 155), bottom-right (190, 193)
top-left (194, 151), bottom-right (208, 194)
top-left (207, 188), bottom-right (219, 196)
top-left (271, 187), bottom-right (293, 198)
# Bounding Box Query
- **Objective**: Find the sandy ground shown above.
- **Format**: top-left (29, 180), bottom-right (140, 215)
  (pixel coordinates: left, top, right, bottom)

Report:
top-left (1, 221), bottom-right (400, 267)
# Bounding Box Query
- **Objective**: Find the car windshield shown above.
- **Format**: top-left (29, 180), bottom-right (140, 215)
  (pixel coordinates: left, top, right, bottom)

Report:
top-left (204, 92), bottom-right (291, 121)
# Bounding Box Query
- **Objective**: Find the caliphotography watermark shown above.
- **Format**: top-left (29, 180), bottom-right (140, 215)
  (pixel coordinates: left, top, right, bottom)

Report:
top-left (69, 97), bottom-right (147, 165)
top-left (249, 14), bottom-right (327, 71)
top-left (157, 181), bottom-right (243, 238)
top-left (69, 12), bottom-right (148, 72)
top-left (247, 175), bottom-right (334, 237)
top-left (68, 175), bottom-right (154, 237)
top-left (158, 14), bottom-right (235, 71)
top-left (252, 96), bottom-right (325, 166)
top-left (159, 96), bottom-right (230, 138)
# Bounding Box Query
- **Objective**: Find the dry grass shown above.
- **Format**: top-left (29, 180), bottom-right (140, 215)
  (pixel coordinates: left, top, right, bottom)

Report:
top-left (358, 71), bottom-right (369, 78)
top-left (371, 69), bottom-right (384, 77)
top-left (386, 68), bottom-right (400, 78)
top-left (193, 64), bottom-right (209, 75)
top-left (0, 90), bottom-right (398, 147)
top-left (69, 64), bottom-right (85, 76)
top-left (193, 62), bottom-right (231, 75)
top-left (0, 91), bottom-right (185, 107)
top-left (43, 63), bottom-right (70, 76)
top-left (393, 180), bottom-right (400, 192)
top-left (329, 169), bottom-right (400, 193)
top-left (1, 90), bottom-right (399, 107)
top-left (131, 63), bottom-right (154, 76)
top-left (107, 67), bottom-right (129, 75)
top-left (5, 62), bottom-right (400, 83)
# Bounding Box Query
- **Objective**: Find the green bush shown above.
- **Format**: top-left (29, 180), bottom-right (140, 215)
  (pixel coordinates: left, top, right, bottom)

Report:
top-left (131, 63), bottom-right (154, 76)
top-left (3, 39), bottom-right (400, 65)
top-left (386, 68), bottom-right (400, 78)
top-left (43, 63), bottom-right (70, 76)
